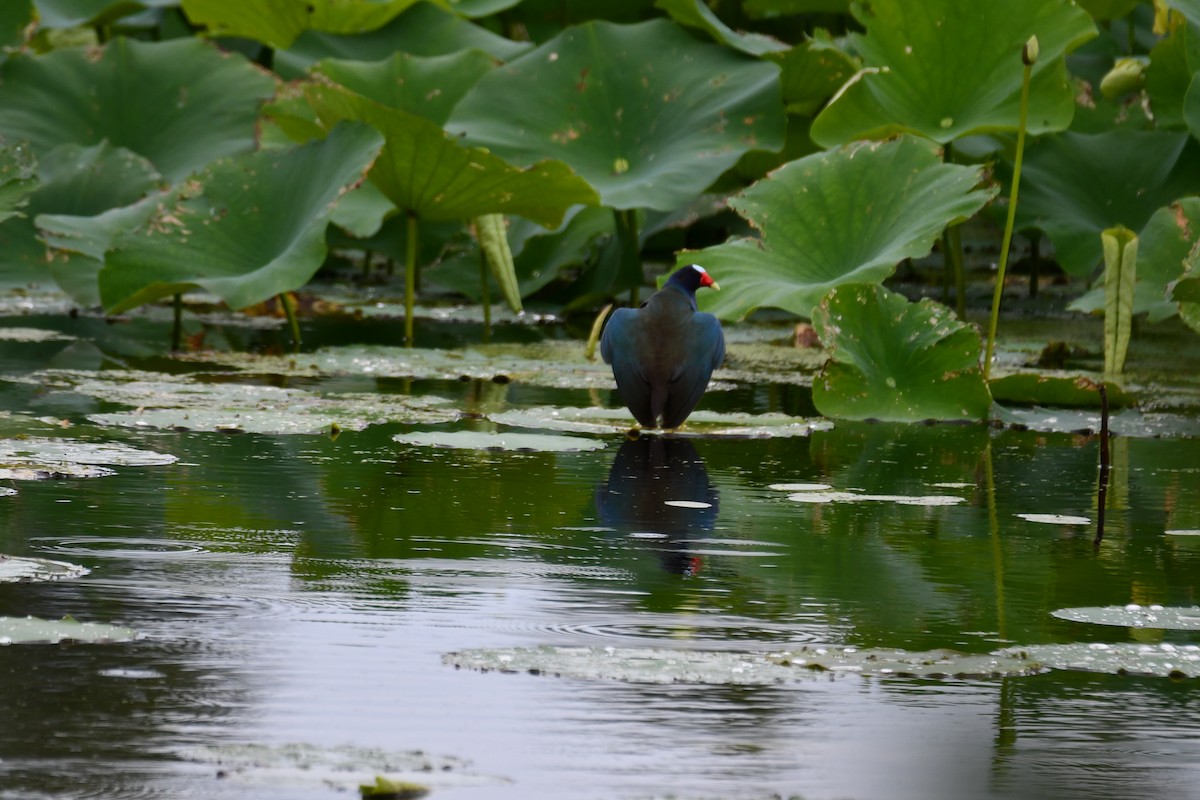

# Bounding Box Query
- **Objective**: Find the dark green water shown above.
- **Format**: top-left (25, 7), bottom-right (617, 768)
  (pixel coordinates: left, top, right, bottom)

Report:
top-left (1, 313), bottom-right (1200, 800)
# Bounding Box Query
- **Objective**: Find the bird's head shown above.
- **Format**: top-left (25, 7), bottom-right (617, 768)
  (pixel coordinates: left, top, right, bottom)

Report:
top-left (667, 264), bottom-right (720, 293)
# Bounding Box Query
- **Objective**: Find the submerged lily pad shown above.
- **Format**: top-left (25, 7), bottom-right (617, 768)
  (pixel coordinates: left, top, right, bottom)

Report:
top-left (444, 645), bottom-right (1041, 684)
top-left (1051, 605), bottom-right (1200, 630)
top-left (1004, 642), bottom-right (1200, 679)
top-left (0, 616), bottom-right (138, 644)
top-left (0, 327), bottom-right (74, 343)
top-left (0, 555), bottom-right (89, 582)
top-left (392, 430), bottom-right (606, 452)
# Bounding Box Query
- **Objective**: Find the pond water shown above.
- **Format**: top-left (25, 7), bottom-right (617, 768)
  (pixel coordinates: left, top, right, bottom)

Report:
top-left (2, 308), bottom-right (1200, 800)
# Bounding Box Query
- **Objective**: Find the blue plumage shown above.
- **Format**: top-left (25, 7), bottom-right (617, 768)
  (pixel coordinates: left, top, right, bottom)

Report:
top-left (600, 264), bottom-right (725, 429)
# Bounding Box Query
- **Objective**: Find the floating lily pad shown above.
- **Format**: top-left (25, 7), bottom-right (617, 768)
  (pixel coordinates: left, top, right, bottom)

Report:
top-left (993, 405), bottom-right (1200, 438)
top-left (784, 489), bottom-right (967, 506)
top-left (444, 645), bottom-right (1041, 684)
top-left (392, 430), bottom-right (606, 452)
top-left (768, 482), bottom-right (833, 491)
top-left (0, 555), bottom-right (89, 583)
top-left (1167, 529), bottom-right (1200, 536)
top-left (0, 327), bottom-right (74, 343)
top-left (180, 743), bottom-right (501, 794)
top-left (1017, 513), bottom-right (1091, 525)
top-left (1004, 642), bottom-right (1200, 679)
top-left (488, 406), bottom-right (832, 438)
top-left (663, 500), bottom-right (713, 509)
top-left (0, 463), bottom-right (115, 480)
top-left (17, 369), bottom-right (459, 435)
top-left (0, 438), bottom-right (177, 469)
top-left (0, 616), bottom-right (138, 644)
top-left (1051, 605), bottom-right (1200, 630)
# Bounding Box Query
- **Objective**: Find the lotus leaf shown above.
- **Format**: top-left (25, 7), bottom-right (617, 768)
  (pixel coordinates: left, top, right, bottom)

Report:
top-left (449, 18), bottom-right (785, 211)
top-left (654, 0), bottom-right (787, 56)
top-left (97, 122), bottom-right (385, 313)
top-left (1163, 0), bottom-right (1200, 29)
top-left (1011, 130), bottom-right (1200, 276)
top-left (1070, 199), bottom-right (1200, 321)
top-left (307, 84), bottom-right (597, 227)
top-left (812, 283), bottom-right (992, 422)
top-left (181, 0), bottom-right (434, 49)
top-left (810, 0), bottom-right (1096, 147)
top-left (274, 3), bottom-right (529, 79)
top-left (743, 0), bottom-right (849, 16)
top-left (0, 142), bottom-right (37, 226)
top-left (4, 141), bottom-right (162, 302)
top-left (34, 0), bottom-right (177, 27)
top-left (988, 374), bottom-right (1133, 408)
top-left (1101, 226), bottom-right (1138, 376)
top-left (1, 1), bottom-right (32, 47)
top-left (314, 49), bottom-right (494, 126)
top-left (1144, 16), bottom-right (1200, 130)
top-left (444, 0), bottom-right (521, 16)
top-left (1077, 0), bottom-right (1142, 18)
top-left (681, 136), bottom-right (994, 321)
top-left (767, 33), bottom-right (858, 116)
top-left (0, 38), bottom-right (273, 184)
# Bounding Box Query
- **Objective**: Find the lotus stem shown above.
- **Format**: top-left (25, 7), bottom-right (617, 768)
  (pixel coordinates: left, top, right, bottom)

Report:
top-left (984, 36), bottom-right (1037, 381)
top-left (479, 241), bottom-right (492, 340)
top-left (280, 291), bottom-right (301, 353)
top-left (405, 212), bottom-right (418, 347)
top-left (171, 293), bottom-right (183, 352)
top-left (584, 303), bottom-right (613, 361)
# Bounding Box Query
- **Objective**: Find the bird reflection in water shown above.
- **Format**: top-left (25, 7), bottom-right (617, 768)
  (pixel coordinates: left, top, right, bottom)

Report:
top-left (595, 435), bottom-right (719, 577)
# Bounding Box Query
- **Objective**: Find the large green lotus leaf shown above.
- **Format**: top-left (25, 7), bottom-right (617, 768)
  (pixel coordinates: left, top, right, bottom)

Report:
top-left (0, 141), bottom-right (162, 302)
top-left (810, 0), bottom-right (1096, 147)
top-left (445, 0), bottom-right (520, 15)
top-left (1, 1), bottom-right (33, 46)
top-left (314, 49), bottom-right (493, 126)
top-left (1164, 0), bottom-right (1200, 28)
top-left (1069, 198), bottom-right (1200, 321)
top-left (274, 3), bottom-right (529, 79)
top-left (681, 137), bottom-right (995, 321)
top-left (449, 19), bottom-right (785, 211)
top-left (34, 0), bottom-right (177, 27)
top-left (1011, 130), bottom-right (1200, 276)
top-left (181, 0), bottom-right (439, 49)
top-left (308, 83), bottom-right (598, 226)
top-left (96, 122), bottom-right (385, 313)
top-left (743, 0), bottom-right (849, 16)
top-left (1077, 0), bottom-right (1142, 18)
top-left (812, 284), bottom-right (992, 422)
top-left (0, 142), bottom-right (38, 226)
top-left (1145, 15), bottom-right (1200, 130)
top-left (0, 38), bottom-right (274, 183)
top-left (768, 33), bottom-right (858, 116)
top-left (654, 0), bottom-right (787, 56)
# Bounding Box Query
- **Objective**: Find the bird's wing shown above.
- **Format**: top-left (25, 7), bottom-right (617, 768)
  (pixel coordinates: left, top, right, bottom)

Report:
top-left (600, 307), bottom-right (638, 367)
